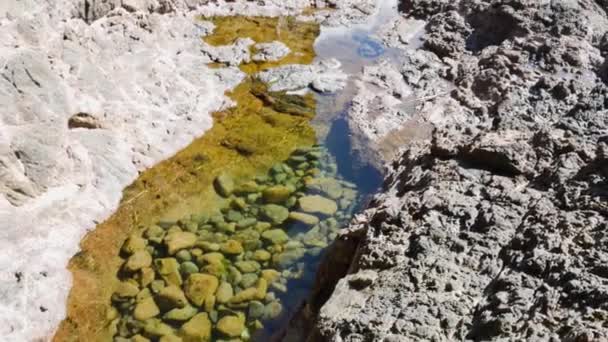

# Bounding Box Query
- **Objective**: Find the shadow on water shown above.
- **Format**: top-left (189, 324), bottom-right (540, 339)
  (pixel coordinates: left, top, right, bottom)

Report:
top-left (324, 117), bottom-right (382, 195)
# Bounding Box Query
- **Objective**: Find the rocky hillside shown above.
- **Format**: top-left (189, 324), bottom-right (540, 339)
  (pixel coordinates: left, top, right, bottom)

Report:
top-left (317, 0), bottom-right (608, 341)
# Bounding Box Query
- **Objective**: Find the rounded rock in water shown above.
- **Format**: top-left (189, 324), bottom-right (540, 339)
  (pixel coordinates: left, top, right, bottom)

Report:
top-left (214, 173), bottom-right (235, 197)
top-left (111, 140), bottom-right (367, 341)
top-left (216, 314), bottom-right (246, 338)
top-left (298, 195), bottom-right (338, 216)
top-left (260, 204), bottom-right (290, 224)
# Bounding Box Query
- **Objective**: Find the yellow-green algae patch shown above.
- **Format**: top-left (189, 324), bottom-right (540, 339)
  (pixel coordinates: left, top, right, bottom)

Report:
top-left (203, 16), bottom-right (318, 74)
top-left (54, 16), bottom-right (319, 342)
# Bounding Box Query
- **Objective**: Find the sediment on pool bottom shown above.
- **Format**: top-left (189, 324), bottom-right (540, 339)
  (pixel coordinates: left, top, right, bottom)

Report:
top-left (110, 145), bottom-right (364, 341)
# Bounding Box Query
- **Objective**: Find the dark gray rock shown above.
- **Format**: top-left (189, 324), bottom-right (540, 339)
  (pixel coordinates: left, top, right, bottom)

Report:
top-left (317, 0), bottom-right (608, 341)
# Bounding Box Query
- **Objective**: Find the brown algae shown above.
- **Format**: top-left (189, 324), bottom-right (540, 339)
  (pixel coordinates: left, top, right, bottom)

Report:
top-left (54, 16), bottom-right (321, 342)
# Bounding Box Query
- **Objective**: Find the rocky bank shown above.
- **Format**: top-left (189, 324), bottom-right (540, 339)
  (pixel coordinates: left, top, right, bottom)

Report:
top-left (316, 0), bottom-right (608, 341)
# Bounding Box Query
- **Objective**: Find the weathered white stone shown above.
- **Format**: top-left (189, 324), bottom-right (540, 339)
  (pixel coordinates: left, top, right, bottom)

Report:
top-left (257, 58), bottom-right (348, 93)
top-left (252, 41), bottom-right (291, 62)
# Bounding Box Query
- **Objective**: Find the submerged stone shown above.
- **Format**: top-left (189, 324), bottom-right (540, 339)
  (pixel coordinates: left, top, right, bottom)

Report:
top-left (196, 241), bottom-right (221, 252)
top-left (155, 258), bottom-right (183, 286)
top-left (143, 318), bottom-right (174, 337)
top-left (253, 249), bottom-right (271, 262)
top-left (231, 197), bottom-right (248, 210)
top-left (167, 225), bottom-right (183, 235)
top-left (180, 261), bottom-right (199, 276)
top-left (180, 313), bottom-right (212, 341)
top-left (303, 237), bottom-right (327, 248)
top-left (255, 221), bottom-right (272, 233)
top-left (145, 225), bottom-right (166, 243)
top-left (240, 273), bottom-right (259, 288)
top-left (216, 315), bottom-right (245, 338)
top-left (216, 282), bottom-right (234, 304)
top-left (256, 278), bottom-right (268, 300)
top-left (163, 305), bottom-right (197, 321)
top-left (159, 335), bottom-right (182, 342)
top-left (261, 229), bottom-right (289, 245)
top-left (216, 222), bottom-right (236, 234)
top-left (124, 250), bottom-right (152, 272)
top-left (235, 180), bottom-right (260, 194)
top-left (272, 248), bottom-right (306, 267)
top-left (220, 240), bottom-right (244, 255)
top-left (131, 335), bottom-right (151, 342)
top-left (134, 297), bottom-right (160, 321)
top-left (288, 211), bottom-right (319, 226)
top-left (305, 177), bottom-right (343, 199)
top-left (234, 260), bottom-right (260, 273)
top-left (137, 287), bottom-right (153, 302)
top-left (157, 285), bottom-right (188, 309)
top-left (175, 250), bottom-right (192, 262)
top-left (114, 281), bottom-right (139, 298)
top-left (260, 269), bottom-right (281, 284)
top-left (229, 287), bottom-right (258, 304)
top-left (182, 221), bottom-right (198, 233)
top-left (198, 252), bottom-right (224, 265)
top-left (214, 173), bottom-right (234, 197)
top-left (122, 234), bottom-right (146, 255)
top-left (248, 300), bottom-right (265, 319)
top-left (261, 204), bottom-right (289, 224)
top-left (263, 301), bottom-right (283, 320)
top-left (262, 185), bottom-right (293, 204)
top-left (150, 280), bottom-right (165, 294)
top-left (225, 210), bottom-right (244, 223)
top-left (236, 217), bottom-right (257, 229)
top-left (227, 266), bottom-right (243, 285)
top-left (298, 195), bottom-right (338, 216)
top-left (165, 232), bottom-right (197, 255)
top-left (285, 240), bottom-right (304, 250)
top-left (184, 273), bottom-right (219, 307)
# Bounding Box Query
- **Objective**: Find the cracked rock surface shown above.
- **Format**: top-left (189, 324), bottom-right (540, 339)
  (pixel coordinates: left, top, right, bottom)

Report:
top-left (318, 0), bottom-right (608, 341)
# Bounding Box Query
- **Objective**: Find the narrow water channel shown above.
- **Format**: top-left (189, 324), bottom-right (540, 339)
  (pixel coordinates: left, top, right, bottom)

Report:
top-left (100, 2), bottom-right (402, 341)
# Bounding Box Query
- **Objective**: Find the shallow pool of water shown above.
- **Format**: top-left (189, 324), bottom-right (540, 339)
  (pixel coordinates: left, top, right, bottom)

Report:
top-left (104, 2), bottom-right (404, 341)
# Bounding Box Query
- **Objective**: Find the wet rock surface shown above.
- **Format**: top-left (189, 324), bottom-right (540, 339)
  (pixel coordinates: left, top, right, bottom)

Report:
top-left (317, 0), bottom-right (608, 341)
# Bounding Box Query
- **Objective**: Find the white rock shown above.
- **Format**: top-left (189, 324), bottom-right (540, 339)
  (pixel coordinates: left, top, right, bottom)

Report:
top-left (257, 58), bottom-right (348, 93)
top-left (201, 37), bottom-right (255, 66)
top-left (252, 41), bottom-right (291, 62)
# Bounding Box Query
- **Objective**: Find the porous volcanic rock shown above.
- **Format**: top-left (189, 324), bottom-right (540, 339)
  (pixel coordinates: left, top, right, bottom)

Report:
top-left (317, 0), bottom-right (608, 341)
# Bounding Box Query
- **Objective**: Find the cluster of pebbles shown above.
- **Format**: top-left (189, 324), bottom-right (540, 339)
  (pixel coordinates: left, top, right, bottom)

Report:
top-left (110, 145), bottom-right (361, 341)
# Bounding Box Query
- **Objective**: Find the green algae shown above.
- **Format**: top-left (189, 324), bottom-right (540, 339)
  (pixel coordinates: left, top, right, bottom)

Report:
top-left (54, 16), bottom-right (320, 342)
